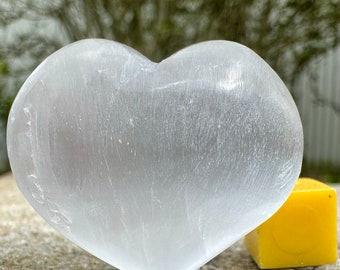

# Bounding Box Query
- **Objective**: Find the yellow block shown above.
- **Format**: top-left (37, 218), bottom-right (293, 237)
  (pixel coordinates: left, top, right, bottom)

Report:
top-left (244, 178), bottom-right (337, 268)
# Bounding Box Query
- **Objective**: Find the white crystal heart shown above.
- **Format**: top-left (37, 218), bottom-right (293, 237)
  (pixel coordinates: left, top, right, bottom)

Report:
top-left (7, 39), bottom-right (303, 270)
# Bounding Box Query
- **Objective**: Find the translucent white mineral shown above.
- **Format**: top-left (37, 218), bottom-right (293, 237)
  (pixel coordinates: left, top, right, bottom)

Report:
top-left (7, 39), bottom-right (303, 270)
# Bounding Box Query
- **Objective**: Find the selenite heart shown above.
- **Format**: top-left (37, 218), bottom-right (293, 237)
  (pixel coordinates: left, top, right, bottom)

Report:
top-left (7, 39), bottom-right (303, 270)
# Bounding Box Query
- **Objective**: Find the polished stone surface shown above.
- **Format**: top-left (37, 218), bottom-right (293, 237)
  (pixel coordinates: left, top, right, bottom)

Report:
top-left (7, 40), bottom-right (303, 270)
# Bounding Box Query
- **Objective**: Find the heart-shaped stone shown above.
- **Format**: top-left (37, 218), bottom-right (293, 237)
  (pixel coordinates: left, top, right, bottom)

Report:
top-left (7, 39), bottom-right (303, 270)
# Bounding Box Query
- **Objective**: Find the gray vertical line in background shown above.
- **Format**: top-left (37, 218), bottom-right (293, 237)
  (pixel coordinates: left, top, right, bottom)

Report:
top-left (330, 49), bottom-right (337, 163)
top-left (300, 69), bottom-right (308, 168)
top-left (324, 50), bottom-right (332, 165)
top-left (311, 65), bottom-right (317, 165)
top-left (304, 66), bottom-right (311, 165)
top-left (315, 58), bottom-right (327, 163)
top-left (309, 61), bottom-right (319, 164)
top-left (334, 49), bottom-right (340, 165)
top-left (302, 67), bottom-right (308, 164)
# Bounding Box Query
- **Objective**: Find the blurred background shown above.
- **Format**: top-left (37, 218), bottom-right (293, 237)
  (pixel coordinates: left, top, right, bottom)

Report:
top-left (0, 0), bottom-right (339, 181)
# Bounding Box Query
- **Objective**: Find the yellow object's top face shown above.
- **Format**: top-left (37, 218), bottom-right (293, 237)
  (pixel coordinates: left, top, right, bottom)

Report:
top-left (294, 177), bottom-right (336, 191)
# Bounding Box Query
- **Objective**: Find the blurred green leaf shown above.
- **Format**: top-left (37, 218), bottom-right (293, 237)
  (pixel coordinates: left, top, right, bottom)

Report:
top-left (0, 62), bottom-right (9, 75)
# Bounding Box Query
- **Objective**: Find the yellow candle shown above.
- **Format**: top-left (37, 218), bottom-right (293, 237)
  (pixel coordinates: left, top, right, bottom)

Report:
top-left (244, 178), bottom-right (337, 268)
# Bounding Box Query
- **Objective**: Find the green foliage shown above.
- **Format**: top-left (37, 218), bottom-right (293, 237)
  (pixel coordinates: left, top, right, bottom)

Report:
top-left (0, 60), bottom-right (12, 174)
top-left (1, 0), bottom-right (340, 85)
top-left (0, 93), bottom-right (13, 126)
top-left (0, 61), bottom-right (9, 75)
top-left (0, 61), bottom-right (12, 126)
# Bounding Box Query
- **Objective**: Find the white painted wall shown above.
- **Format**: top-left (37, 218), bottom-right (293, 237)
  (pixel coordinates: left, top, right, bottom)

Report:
top-left (295, 46), bottom-right (340, 165)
